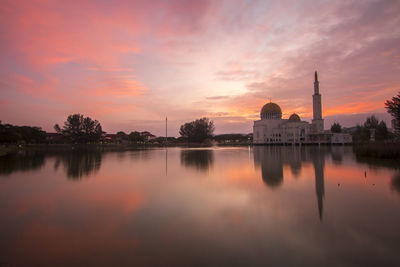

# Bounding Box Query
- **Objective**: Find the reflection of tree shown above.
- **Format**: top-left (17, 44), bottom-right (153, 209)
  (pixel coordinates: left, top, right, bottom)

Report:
top-left (331, 146), bottom-right (343, 164)
top-left (54, 150), bottom-right (102, 180)
top-left (254, 147), bottom-right (283, 188)
top-left (391, 172), bottom-right (400, 194)
top-left (0, 151), bottom-right (45, 176)
top-left (180, 150), bottom-right (214, 172)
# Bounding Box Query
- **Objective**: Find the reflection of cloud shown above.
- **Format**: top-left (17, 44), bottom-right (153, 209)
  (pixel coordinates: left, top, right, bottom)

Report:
top-left (180, 149), bottom-right (214, 172)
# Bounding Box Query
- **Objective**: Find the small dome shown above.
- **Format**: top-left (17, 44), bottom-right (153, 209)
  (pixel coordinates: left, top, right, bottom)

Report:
top-left (289, 113), bottom-right (301, 122)
top-left (260, 102), bottom-right (282, 120)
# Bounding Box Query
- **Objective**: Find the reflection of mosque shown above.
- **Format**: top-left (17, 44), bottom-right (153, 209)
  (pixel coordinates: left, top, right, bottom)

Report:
top-left (254, 146), bottom-right (327, 221)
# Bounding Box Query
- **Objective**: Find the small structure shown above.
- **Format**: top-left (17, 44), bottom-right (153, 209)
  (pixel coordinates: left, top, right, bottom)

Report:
top-left (46, 133), bottom-right (64, 143)
top-left (104, 134), bottom-right (122, 143)
top-left (141, 131), bottom-right (156, 141)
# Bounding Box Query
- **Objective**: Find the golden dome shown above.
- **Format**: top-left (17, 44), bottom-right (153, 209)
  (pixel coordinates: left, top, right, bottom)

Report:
top-left (260, 102), bottom-right (282, 120)
top-left (289, 113), bottom-right (301, 122)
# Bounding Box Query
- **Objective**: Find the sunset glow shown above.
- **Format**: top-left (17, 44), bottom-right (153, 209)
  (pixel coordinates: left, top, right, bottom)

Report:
top-left (1, 0), bottom-right (399, 135)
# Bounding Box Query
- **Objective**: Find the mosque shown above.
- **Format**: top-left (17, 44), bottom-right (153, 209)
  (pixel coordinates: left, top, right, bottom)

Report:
top-left (253, 72), bottom-right (352, 145)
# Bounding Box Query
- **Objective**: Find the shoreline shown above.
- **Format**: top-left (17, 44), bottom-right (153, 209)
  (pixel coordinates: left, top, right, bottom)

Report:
top-left (1, 142), bottom-right (400, 159)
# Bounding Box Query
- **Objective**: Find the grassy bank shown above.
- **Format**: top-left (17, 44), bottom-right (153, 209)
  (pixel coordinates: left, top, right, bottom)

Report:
top-left (353, 142), bottom-right (400, 159)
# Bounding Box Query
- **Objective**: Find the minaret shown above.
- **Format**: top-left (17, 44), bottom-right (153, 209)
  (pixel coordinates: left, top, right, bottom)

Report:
top-left (312, 71), bottom-right (324, 132)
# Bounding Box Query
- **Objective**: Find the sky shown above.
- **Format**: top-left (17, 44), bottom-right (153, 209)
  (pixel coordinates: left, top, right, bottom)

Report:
top-left (0, 0), bottom-right (399, 136)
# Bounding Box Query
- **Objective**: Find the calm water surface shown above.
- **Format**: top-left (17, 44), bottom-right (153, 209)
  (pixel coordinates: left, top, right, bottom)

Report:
top-left (1, 146), bottom-right (400, 266)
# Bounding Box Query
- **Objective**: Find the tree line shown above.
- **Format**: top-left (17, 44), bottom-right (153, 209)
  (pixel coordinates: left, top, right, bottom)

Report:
top-left (0, 123), bottom-right (46, 144)
top-left (1, 91), bottom-right (399, 145)
top-left (329, 91), bottom-right (400, 142)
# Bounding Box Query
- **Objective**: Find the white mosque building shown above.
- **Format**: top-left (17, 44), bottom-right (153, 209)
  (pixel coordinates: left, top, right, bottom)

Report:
top-left (253, 72), bottom-right (352, 145)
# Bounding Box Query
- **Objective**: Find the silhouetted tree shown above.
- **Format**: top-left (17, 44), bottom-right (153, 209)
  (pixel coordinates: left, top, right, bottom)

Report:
top-left (385, 91), bottom-right (400, 133)
top-left (0, 123), bottom-right (46, 144)
top-left (117, 131), bottom-right (128, 141)
top-left (330, 122), bottom-right (342, 133)
top-left (54, 114), bottom-right (102, 143)
top-left (376, 121), bottom-right (389, 140)
top-left (179, 117), bottom-right (214, 143)
top-left (364, 115), bottom-right (379, 129)
top-left (129, 131), bottom-right (144, 143)
top-left (352, 115), bottom-right (390, 142)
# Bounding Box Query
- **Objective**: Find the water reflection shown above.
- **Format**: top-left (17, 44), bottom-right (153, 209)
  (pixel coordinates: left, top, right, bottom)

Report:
top-left (180, 149), bottom-right (214, 172)
top-left (311, 148), bottom-right (325, 221)
top-left (0, 151), bottom-right (45, 176)
top-left (254, 146), bottom-right (327, 220)
top-left (0, 150), bottom-right (103, 180)
top-left (391, 172), bottom-right (400, 194)
top-left (1, 147), bottom-right (400, 266)
top-left (254, 147), bottom-right (283, 187)
top-left (54, 151), bottom-right (102, 180)
top-left (331, 146), bottom-right (344, 164)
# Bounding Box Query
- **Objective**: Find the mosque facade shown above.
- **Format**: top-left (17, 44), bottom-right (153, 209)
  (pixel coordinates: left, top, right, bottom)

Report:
top-left (253, 72), bottom-right (352, 145)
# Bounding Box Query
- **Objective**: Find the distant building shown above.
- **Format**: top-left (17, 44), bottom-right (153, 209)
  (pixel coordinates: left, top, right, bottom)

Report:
top-left (140, 131), bottom-right (156, 141)
top-left (104, 134), bottom-right (122, 143)
top-left (253, 72), bottom-right (352, 145)
top-left (46, 133), bottom-right (64, 143)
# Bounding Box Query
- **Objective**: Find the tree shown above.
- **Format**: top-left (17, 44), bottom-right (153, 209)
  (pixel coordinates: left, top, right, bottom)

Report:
top-left (376, 120), bottom-right (389, 141)
top-left (385, 91), bottom-right (400, 133)
top-left (352, 115), bottom-right (390, 142)
top-left (364, 115), bottom-right (379, 129)
top-left (179, 117), bottom-right (214, 143)
top-left (0, 123), bottom-right (46, 144)
top-left (330, 122), bottom-right (342, 133)
top-left (117, 131), bottom-right (128, 141)
top-left (129, 131), bottom-right (144, 143)
top-left (55, 114), bottom-right (102, 143)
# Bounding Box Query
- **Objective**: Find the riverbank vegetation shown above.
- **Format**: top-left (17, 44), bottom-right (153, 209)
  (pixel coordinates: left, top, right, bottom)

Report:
top-left (179, 117), bottom-right (215, 144)
top-left (353, 142), bottom-right (400, 159)
top-left (352, 92), bottom-right (400, 159)
top-left (54, 114), bottom-right (103, 143)
top-left (351, 115), bottom-right (390, 142)
top-left (0, 123), bottom-right (46, 144)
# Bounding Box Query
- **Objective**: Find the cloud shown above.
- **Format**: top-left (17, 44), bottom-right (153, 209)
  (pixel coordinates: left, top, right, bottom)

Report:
top-left (205, 96), bottom-right (231, 100)
top-left (215, 70), bottom-right (259, 81)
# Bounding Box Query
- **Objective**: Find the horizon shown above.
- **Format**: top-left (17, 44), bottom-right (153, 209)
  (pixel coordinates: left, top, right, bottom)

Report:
top-left (1, 0), bottom-right (399, 136)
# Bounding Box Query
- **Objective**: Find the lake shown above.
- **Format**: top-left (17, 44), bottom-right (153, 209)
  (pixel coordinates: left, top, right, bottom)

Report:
top-left (1, 146), bottom-right (399, 266)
